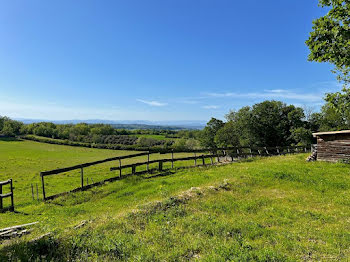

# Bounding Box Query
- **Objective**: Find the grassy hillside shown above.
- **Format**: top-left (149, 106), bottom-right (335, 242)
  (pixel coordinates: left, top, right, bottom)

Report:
top-left (1, 139), bottom-right (350, 260)
top-left (0, 139), bottom-right (197, 227)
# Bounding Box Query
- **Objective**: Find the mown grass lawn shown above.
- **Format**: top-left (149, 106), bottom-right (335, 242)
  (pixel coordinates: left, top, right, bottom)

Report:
top-left (1, 139), bottom-right (350, 261)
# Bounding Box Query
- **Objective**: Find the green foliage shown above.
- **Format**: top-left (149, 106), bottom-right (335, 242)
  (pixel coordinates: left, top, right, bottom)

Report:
top-left (176, 129), bottom-right (201, 139)
top-left (173, 137), bottom-right (199, 150)
top-left (310, 103), bottom-right (348, 131)
top-left (136, 137), bottom-right (167, 147)
top-left (210, 101), bottom-right (307, 148)
top-left (249, 101), bottom-right (304, 146)
top-left (199, 118), bottom-right (224, 148)
top-left (225, 106), bottom-right (253, 146)
top-left (0, 117), bottom-right (23, 136)
top-left (0, 118), bottom-right (182, 150)
top-left (0, 116), bottom-right (9, 131)
top-left (215, 121), bottom-right (239, 147)
top-left (306, 0), bottom-right (350, 82)
top-left (324, 87), bottom-right (350, 128)
top-left (185, 138), bottom-right (200, 150)
top-left (173, 138), bottom-right (187, 150)
top-left (290, 127), bottom-right (313, 146)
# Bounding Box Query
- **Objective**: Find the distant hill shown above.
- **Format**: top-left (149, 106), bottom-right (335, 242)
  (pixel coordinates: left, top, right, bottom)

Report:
top-left (15, 118), bottom-right (206, 130)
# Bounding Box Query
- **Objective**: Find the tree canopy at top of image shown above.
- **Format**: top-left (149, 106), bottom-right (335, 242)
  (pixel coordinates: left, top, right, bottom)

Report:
top-left (306, 0), bottom-right (350, 129)
top-left (306, 0), bottom-right (350, 83)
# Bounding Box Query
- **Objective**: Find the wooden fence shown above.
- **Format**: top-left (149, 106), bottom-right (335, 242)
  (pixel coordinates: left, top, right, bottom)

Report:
top-left (0, 179), bottom-right (14, 212)
top-left (40, 145), bottom-right (310, 201)
top-left (40, 152), bottom-right (149, 200)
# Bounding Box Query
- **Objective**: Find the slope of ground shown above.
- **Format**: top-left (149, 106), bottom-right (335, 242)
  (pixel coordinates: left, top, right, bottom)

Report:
top-left (0, 138), bottom-right (194, 228)
top-left (1, 148), bottom-right (350, 261)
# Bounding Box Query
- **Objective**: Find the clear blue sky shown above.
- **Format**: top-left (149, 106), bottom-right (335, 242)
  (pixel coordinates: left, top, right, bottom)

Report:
top-left (0, 0), bottom-right (340, 121)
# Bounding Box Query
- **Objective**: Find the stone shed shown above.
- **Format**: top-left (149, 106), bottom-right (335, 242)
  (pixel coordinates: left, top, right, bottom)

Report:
top-left (313, 130), bottom-right (350, 162)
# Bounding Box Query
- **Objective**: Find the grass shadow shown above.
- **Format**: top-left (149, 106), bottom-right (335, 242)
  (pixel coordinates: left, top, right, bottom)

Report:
top-left (142, 170), bottom-right (175, 179)
top-left (0, 136), bottom-right (21, 142)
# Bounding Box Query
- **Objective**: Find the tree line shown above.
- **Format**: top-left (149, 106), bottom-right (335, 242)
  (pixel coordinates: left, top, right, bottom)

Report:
top-left (1, 94), bottom-right (350, 151)
top-left (0, 120), bottom-right (174, 149)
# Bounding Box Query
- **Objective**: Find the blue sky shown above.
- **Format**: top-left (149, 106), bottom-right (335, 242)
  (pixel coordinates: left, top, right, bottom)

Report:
top-left (0, 0), bottom-right (341, 121)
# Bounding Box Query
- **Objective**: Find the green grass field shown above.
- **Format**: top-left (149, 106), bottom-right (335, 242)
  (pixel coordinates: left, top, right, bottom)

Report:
top-left (1, 139), bottom-right (350, 261)
top-left (0, 139), bottom-right (200, 227)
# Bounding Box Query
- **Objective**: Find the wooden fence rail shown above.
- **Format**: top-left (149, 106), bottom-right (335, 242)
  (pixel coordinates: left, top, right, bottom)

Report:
top-left (40, 145), bottom-right (310, 201)
top-left (110, 154), bottom-right (218, 173)
top-left (40, 152), bottom-right (150, 200)
top-left (40, 152), bottom-right (149, 177)
top-left (0, 179), bottom-right (14, 212)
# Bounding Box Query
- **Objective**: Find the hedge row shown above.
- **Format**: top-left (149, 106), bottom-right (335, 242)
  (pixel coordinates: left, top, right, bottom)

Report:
top-left (21, 135), bottom-right (173, 153)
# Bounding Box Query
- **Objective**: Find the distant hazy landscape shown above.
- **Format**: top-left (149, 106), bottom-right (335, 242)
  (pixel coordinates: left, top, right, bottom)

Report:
top-left (15, 118), bottom-right (207, 130)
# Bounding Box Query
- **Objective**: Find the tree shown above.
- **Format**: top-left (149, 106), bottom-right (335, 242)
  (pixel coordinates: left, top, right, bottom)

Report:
top-left (173, 138), bottom-right (187, 151)
top-left (306, 0), bottom-right (350, 83)
top-left (249, 101), bottom-right (305, 147)
top-left (215, 121), bottom-right (239, 147)
top-left (323, 87), bottom-right (350, 128)
top-left (185, 138), bottom-right (200, 150)
top-left (199, 118), bottom-right (224, 148)
top-left (225, 107), bottom-right (253, 146)
top-left (33, 122), bottom-right (58, 138)
top-left (310, 103), bottom-right (347, 131)
top-left (1, 119), bottom-right (23, 136)
top-left (290, 127), bottom-right (313, 146)
top-left (0, 116), bottom-right (10, 132)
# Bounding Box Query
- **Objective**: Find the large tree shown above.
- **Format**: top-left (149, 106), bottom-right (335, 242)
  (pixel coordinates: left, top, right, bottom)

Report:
top-left (225, 106), bottom-right (253, 146)
top-left (306, 1), bottom-right (350, 131)
top-left (200, 118), bottom-right (224, 148)
top-left (214, 121), bottom-right (239, 147)
top-left (249, 101), bottom-right (305, 147)
top-left (306, 0), bottom-right (350, 83)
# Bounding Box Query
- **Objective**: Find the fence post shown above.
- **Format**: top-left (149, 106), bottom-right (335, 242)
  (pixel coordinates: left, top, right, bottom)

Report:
top-left (81, 167), bottom-right (84, 188)
top-left (210, 155), bottom-right (213, 165)
top-left (0, 183), bottom-right (2, 210)
top-left (147, 151), bottom-right (150, 172)
top-left (36, 183), bottom-right (39, 200)
top-left (194, 153), bottom-right (197, 166)
top-left (202, 155), bottom-right (205, 165)
top-left (171, 150), bottom-right (174, 169)
top-left (249, 148), bottom-right (253, 158)
top-left (31, 184), bottom-right (34, 200)
top-left (132, 164), bottom-right (136, 175)
top-left (119, 159), bottom-right (122, 177)
top-left (10, 179), bottom-right (14, 211)
top-left (41, 174), bottom-right (46, 201)
top-left (264, 147), bottom-right (269, 155)
top-left (159, 160), bottom-right (163, 171)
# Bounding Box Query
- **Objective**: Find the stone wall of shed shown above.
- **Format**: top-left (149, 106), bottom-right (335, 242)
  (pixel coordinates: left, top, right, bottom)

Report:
top-left (317, 133), bottom-right (350, 162)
